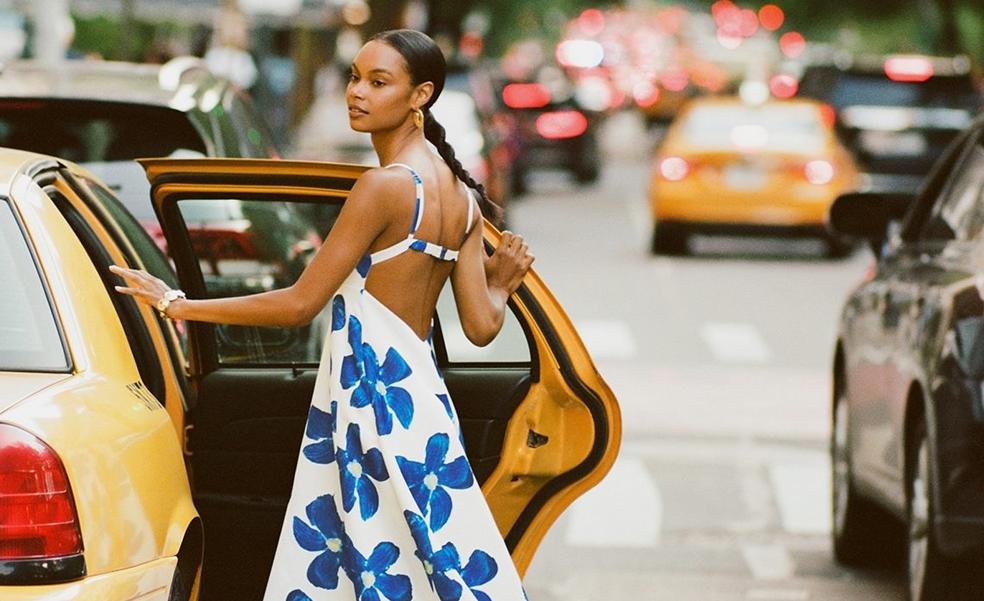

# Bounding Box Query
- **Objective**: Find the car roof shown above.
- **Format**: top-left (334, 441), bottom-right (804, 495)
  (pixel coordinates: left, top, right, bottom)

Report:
top-left (0, 58), bottom-right (230, 111)
top-left (0, 147), bottom-right (57, 197)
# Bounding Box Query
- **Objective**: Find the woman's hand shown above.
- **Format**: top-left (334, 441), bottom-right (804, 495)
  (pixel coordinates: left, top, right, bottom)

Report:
top-left (484, 231), bottom-right (534, 296)
top-left (109, 265), bottom-right (172, 311)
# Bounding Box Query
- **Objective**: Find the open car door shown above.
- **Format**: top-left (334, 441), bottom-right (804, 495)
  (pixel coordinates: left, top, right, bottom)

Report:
top-left (141, 158), bottom-right (621, 600)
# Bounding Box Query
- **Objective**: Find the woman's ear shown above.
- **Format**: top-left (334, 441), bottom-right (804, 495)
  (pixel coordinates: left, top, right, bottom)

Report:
top-left (413, 81), bottom-right (435, 110)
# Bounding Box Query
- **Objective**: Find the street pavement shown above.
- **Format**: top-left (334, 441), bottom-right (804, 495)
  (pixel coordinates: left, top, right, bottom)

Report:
top-left (509, 113), bottom-right (907, 600)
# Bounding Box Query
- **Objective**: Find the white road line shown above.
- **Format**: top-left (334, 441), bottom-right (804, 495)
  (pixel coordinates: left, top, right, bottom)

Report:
top-left (741, 543), bottom-right (796, 580)
top-left (700, 322), bottom-right (773, 363)
top-left (565, 457), bottom-right (661, 547)
top-left (575, 319), bottom-right (638, 360)
top-left (769, 459), bottom-right (832, 535)
top-left (745, 588), bottom-right (811, 600)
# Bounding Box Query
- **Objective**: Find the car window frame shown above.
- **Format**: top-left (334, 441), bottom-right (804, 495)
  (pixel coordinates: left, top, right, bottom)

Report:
top-left (44, 178), bottom-right (166, 401)
top-left (60, 169), bottom-right (194, 402)
top-left (900, 123), bottom-right (982, 244)
top-left (918, 135), bottom-right (984, 244)
top-left (0, 195), bottom-right (72, 373)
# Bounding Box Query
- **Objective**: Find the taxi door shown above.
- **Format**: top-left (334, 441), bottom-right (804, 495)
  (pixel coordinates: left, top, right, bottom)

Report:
top-left (141, 158), bottom-right (621, 600)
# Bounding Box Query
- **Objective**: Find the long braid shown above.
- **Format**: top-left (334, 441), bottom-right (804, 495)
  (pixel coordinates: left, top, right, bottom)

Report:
top-left (423, 109), bottom-right (503, 226)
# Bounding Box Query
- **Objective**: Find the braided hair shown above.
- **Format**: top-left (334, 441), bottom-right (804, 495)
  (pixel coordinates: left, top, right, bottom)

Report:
top-left (370, 29), bottom-right (502, 225)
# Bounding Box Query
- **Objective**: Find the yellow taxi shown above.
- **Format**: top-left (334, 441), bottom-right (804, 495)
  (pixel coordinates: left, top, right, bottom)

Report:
top-left (0, 148), bottom-right (621, 600)
top-left (648, 96), bottom-right (861, 256)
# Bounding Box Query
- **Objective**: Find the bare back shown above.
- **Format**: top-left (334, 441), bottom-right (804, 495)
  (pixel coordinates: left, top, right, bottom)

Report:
top-left (363, 155), bottom-right (479, 340)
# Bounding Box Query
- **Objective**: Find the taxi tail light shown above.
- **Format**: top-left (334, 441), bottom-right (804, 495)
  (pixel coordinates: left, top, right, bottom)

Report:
top-left (502, 83), bottom-right (551, 109)
top-left (658, 156), bottom-right (691, 181)
top-left (803, 159), bottom-right (835, 185)
top-left (0, 424), bottom-right (83, 561)
top-left (535, 110), bottom-right (589, 140)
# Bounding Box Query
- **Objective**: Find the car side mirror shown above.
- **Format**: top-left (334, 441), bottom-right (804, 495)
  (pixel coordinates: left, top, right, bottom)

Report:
top-left (827, 191), bottom-right (915, 255)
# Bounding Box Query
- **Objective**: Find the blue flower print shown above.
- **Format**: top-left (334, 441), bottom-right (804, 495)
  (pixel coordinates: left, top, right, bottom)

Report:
top-left (292, 494), bottom-right (346, 591)
top-left (340, 315), bottom-right (415, 436)
top-left (286, 590), bottom-right (313, 601)
top-left (302, 401), bottom-right (337, 464)
top-left (435, 394), bottom-right (455, 421)
top-left (357, 254), bottom-right (372, 278)
top-left (332, 295), bottom-right (346, 331)
top-left (337, 423), bottom-right (390, 520)
top-left (342, 540), bottom-right (412, 601)
top-left (460, 549), bottom-right (498, 601)
top-left (404, 510), bottom-right (463, 600)
top-left (396, 433), bottom-right (474, 531)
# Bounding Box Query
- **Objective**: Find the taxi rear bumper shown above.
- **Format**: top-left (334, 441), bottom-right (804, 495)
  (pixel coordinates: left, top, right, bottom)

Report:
top-left (2, 556), bottom-right (177, 601)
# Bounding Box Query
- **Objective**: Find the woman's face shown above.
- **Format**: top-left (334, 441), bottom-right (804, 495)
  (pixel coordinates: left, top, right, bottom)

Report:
top-left (346, 40), bottom-right (430, 133)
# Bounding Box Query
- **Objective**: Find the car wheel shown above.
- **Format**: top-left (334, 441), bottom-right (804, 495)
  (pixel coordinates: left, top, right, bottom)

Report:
top-left (573, 162), bottom-right (600, 184)
top-left (831, 386), bottom-right (901, 567)
top-left (650, 223), bottom-right (688, 256)
top-left (904, 422), bottom-right (982, 601)
top-left (824, 234), bottom-right (853, 259)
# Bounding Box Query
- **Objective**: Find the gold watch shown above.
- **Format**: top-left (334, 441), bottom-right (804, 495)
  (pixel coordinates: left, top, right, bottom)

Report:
top-left (155, 289), bottom-right (186, 319)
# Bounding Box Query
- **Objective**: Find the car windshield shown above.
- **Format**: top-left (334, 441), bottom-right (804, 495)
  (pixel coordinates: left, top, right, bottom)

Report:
top-left (829, 73), bottom-right (979, 110)
top-left (0, 98), bottom-right (207, 163)
top-left (680, 104), bottom-right (827, 153)
top-left (0, 200), bottom-right (69, 372)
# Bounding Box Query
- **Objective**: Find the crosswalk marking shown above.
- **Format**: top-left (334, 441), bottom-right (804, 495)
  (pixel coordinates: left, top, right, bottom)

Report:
top-left (769, 461), bottom-right (831, 535)
top-left (700, 322), bottom-right (773, 363)
top-left (741, 543), bottom-right (796, 580)
top-left (565, 457), bottom-right (661, 547)
top-left (575, 319), bottom-right (638, 360)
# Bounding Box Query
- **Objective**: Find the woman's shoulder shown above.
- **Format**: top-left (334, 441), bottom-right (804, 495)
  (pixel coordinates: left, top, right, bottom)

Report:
top-left (350, 165), bottom-right (417, 203)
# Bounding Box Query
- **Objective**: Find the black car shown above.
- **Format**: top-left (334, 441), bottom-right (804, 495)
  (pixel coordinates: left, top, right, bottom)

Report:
top-left (828, 115), bottom-right (984, 600)
top-left (496, 72), bottom-right (601, 193)
top-left (799, 54), bottom-right (982, 193)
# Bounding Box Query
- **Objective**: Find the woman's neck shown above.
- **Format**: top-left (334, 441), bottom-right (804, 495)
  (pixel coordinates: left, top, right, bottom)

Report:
top-left (372, 123), bottom-right (424, 166)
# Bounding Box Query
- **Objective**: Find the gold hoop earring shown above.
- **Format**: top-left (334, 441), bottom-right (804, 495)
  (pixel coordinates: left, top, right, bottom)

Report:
top-left (412, 108), bottom-right (424, 129)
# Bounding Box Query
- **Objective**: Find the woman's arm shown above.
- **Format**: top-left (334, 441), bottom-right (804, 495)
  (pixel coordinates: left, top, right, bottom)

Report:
top-left (111, 168), bottom-right (405, 327)
top-left (450, 215), bottom-right (534, 346)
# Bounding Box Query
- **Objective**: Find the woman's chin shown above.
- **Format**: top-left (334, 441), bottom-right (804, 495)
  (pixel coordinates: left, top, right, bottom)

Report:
top-left (348, 118), bottom-right (372, 133)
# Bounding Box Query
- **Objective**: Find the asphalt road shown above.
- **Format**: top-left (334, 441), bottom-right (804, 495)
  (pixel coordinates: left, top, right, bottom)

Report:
top-left (514, 113), bottom-right (907, 601)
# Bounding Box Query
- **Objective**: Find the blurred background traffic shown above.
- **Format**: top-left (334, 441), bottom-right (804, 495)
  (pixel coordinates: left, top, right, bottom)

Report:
top-left (2, 0), bottom-right (983, 599)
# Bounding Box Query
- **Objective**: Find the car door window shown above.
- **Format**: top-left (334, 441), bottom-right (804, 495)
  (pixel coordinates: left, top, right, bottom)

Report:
top-left (174, 196), bottom-right (339, 365)
top-left (0, 199), bottom-right (70, 372)
top-left (436, 285), bottom-right (531, 364)
top-left (920, 142), bottom-right (984, 242)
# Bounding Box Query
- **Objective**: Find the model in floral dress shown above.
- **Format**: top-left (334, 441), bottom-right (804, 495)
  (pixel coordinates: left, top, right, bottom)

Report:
top-left (111, 28), bottom-right (534, 601)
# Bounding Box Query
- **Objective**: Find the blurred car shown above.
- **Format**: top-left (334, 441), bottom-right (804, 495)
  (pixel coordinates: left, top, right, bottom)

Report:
top-left (798, 54), bottom-right (982, 193)
top-left (827, 114), bottom-right (984, 601)
top-left (496, 71), bottom-right (602, 193)
top-left (0, 147), bottom-right (620, 600)
top-left (648, 96), bottom-right (860, 256)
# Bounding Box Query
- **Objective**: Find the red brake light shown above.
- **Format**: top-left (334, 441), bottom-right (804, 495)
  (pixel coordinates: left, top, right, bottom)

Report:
top-left (658, 156), bottom-right (690, 181)
top-left (804, 160), bottom-right (835, 185)
top-left (884, 56), bottom-right (934, 82)
top-left (0, 424), bottom-right (83, 560)
top-left (502, 83), bottom-right (551, 109)
top-left (535, 111), bottom-right (589, 140)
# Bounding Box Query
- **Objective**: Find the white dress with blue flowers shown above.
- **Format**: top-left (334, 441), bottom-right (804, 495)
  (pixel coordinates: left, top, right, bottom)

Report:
top-left (262, 164), bottom-right (528, 601)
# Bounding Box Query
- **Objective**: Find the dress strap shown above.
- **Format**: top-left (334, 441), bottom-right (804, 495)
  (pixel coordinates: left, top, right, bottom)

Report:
top-left (385, 162), bottom-right (425, 234)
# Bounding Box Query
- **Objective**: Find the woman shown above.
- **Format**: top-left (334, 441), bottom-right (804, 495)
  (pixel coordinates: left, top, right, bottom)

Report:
top-left (111, 29), bottom-right (533, 601)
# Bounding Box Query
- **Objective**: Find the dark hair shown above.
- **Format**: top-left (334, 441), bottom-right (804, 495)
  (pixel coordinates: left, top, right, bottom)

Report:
top-left (370, 29), bottom-right (502, 224)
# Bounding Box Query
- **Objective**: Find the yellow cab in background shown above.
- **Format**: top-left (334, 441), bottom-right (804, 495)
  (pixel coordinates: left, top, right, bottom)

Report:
top-left (648, 96), bottom-right (861, 256)
top-left (0, 148), bottom-right (620, 600)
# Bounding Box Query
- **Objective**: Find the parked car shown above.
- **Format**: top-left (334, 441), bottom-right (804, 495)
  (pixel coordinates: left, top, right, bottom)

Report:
top-left (0, 148), bottom-right (620, 600)
top-left (0, 57), bottom-right (328, 333)
top-left (649, 96), bottom-right (861, 256)
top-left (828, 114), bottom-right (984, 601)
top-left (798, 54), bottom-right (982, 193)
